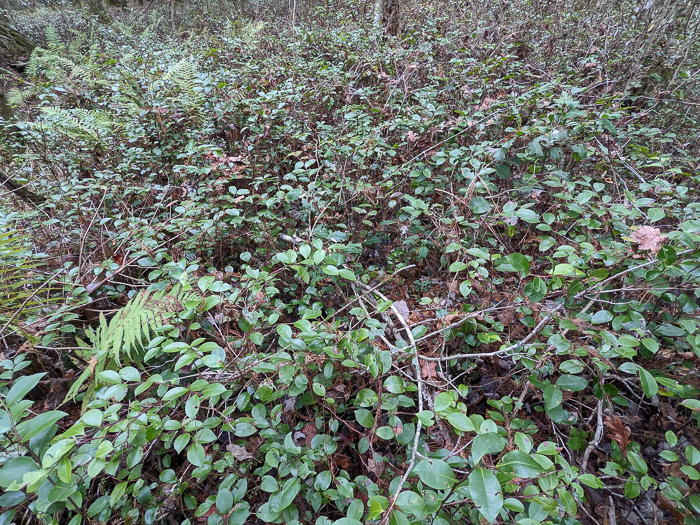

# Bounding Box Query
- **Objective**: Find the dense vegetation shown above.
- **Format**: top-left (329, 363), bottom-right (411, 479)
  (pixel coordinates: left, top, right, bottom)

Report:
top-left (1, 1), bottom-right (699, 524)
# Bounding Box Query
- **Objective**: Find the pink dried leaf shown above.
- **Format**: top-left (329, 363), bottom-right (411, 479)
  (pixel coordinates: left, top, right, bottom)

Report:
top-left (630, 226), bottom-right (668, 254)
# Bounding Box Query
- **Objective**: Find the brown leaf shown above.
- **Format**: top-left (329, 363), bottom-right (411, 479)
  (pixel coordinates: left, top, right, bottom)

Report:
top-left (630, 226), bottom-right (668, 255)
top-left (226, 444), bottom-right (255, 461)
top-left (301, 423), bottom-right (317, 444)
top-left (604, 416), bottom-right (631, 457)
top-left (421, 360), bottom-right (437, 379)
top-left (366, 454), bottom-right (386, 478)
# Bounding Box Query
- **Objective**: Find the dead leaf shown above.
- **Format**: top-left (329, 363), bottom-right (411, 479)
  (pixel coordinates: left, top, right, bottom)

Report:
top-left (498, 307), bottom-right (515, 326)
top-left (630, 226), bottom-right (668, 255)
top-left (301, 423), bottom-right (317, 445)
top-left (604, 416), bottom-right (631, 457)
top-left (366, 454), bottom-right (386, 478)
top-left (226, 444), bottom-right (255, 461)
top-left (88, 355), bottom-right (98, 373)
top-left (421, 360), bottom-right (437, 379)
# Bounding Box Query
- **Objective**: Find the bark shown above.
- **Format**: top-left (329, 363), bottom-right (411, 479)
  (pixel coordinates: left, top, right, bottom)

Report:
top-left (0, 86), bottom-right (12, 121)
top-left (0, 14), bottom-right (35, 58)
top-left (372, 0), bottom-right (400, 36)
top-left (0, 16), bottom-right (43, 206)
top-left (73, 0), bottom-right (122, 14)
top-left (0, 14), bottom-right (30, 126)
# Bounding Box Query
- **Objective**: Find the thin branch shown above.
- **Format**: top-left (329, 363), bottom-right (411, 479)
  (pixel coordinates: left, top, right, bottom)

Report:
top-left (581, 398), bottom-right (605, 473)
top-left (360, 283), bottom-right (423, 525)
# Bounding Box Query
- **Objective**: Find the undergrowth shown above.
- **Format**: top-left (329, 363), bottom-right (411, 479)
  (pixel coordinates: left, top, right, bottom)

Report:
top-left (1, 1), bottom-right (700, 524)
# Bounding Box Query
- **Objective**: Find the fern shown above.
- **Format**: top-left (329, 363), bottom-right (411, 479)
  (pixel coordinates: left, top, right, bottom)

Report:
top-left (155, 59), bottom-right (203, 110)
top-left (38, 107), bottom-right (118, 142)
top-left (0, 230), bottom-right (49, 332)
top-left (86, 285), bottom-right (199, 366)
top-left (6, 87), bottom-right (35, 107)
top-left (26, 43), bottom-right (103, 89)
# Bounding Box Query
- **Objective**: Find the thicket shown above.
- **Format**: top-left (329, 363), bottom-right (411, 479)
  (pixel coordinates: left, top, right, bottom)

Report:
top-left (1, 1), bottom-right (699, 524)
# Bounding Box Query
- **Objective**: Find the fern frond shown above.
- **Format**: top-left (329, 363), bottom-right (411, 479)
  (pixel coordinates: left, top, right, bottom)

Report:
top-left (88, 285), bottom-right (197, 366)
top-left (0, 230), bottom-right (47, 329)
top-left (44, 26), bottom-right (63, 50)
top-left (27, 51), bottom-right (77, 82)
top-left (6, 87), bottom-right (37, 107)
top-left (38, 107), bottom-right (118, 142)
top-left (156, 59), bottom-right (202, 110)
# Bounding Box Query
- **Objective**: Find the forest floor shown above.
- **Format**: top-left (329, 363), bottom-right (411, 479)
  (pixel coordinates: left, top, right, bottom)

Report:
top-left (1, 2), bottom-right (700, 525)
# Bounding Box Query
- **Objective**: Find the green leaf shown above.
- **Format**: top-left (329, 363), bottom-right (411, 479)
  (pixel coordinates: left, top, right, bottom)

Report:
top-left (543, 385), bottom-right (563, 410)
top-left (276, 478), bottom-right (300, 511)
top-left (665, 430), bottom-right (677, 447)
top-left (0, 457), bottom-right (39, 488)
top-left (339, 269), bottom-right (356, 281)
top-left (413, 459), bottom-right (456, 490)
top-left (97, 370), bottom-right (122, 385)
top-left (82, 409), bottom-right (103, 427)
top-left (119, 367), bottom-right (141, 382)
top-left (556, 375), bottom-right (588, 392)
top-left (578, 473), bottom-right (604, 488)
top-left (187, 443), bottom-right (206, 467)
top-left (638, 367), bottom-right (658, 398)
top-left (445, 411), bottom-right (475, 432)
top-left (641, 338), bottom-right (659, 354)
top-left (15, 411), bottom-right (67, 442)
top-left (355, 408), bottom-right (375, 428)
top-left (551, 263), bottom-right (576, 276)
top-left (216, 488), bottom-right (233, 514)
top-left (42, 439), bottom-right (76, 468)
top-left (6, 373), bottom-right (45, 407)
top-left (110, 481), bottom-right (128, 507)
top-left (471, 432), bottom-right (506, 464)
top-left (470, 196), bottom-right (491, 214)
top-left (681, 466), bottom-right (700, 480)
top-left (384, 376), bottom-right (405, 394)
top-left (376, 426), bottom-right (394, 440)
top-left (367, 496), bottom-right (387, 520)
top-left (498, 450), bottom-right (545, 478)
top-left (395, 491), bottom-right (426, 516)
top-left (647, 208), bottom-right (665, 222)
top-left (323, 265), bottom-right (339, 275)
top-left (57, 456), bottom-right (71, 484)
top-left (449, 261), bottom-right (468, 272)
top-left (508, 253), bottom-right (530, 277)
top-left (434, 392), bottom-right (455, 412)
top-left (628, 451), bottom-right (648, 474)
top-left (591, 310), bottom-right (613, 324)
top-left (686, 445), bottom-right (700, 466)
top-left (415, 410), bottom-right (435, 426)
top-left (468, 468), bottom-right (503, 524)
top-left (527, 140), bottom-right (543, 157)
top-left (659, 450), bottom-right (679, 462)
top-left (276, 324), bottom-right (293, 339)
top-left (162, 387), bottom-right (189, 402)
top-left (681, 399), bottom-right (700, 411)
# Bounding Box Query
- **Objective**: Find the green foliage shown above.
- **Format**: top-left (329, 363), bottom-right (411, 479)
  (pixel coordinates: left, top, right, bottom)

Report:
top-left (1, 1), bottom-right (700, 525)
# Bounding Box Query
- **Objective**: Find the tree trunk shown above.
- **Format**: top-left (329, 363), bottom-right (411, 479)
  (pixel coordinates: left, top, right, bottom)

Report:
top-left (383, 0), bottom-right (399, 36)
top-left (0, 14), bottom-right (32, 123)
top-left (1, 86), bottom-right (13, 121)
top-left (0, 16), bottom-right (44, 206)
top-left (73, 0), bottom-right (112, 15)
top-left (0, 14), bottom-right (35, 59)
top-left (372, 0), bottom-right (400, 36)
